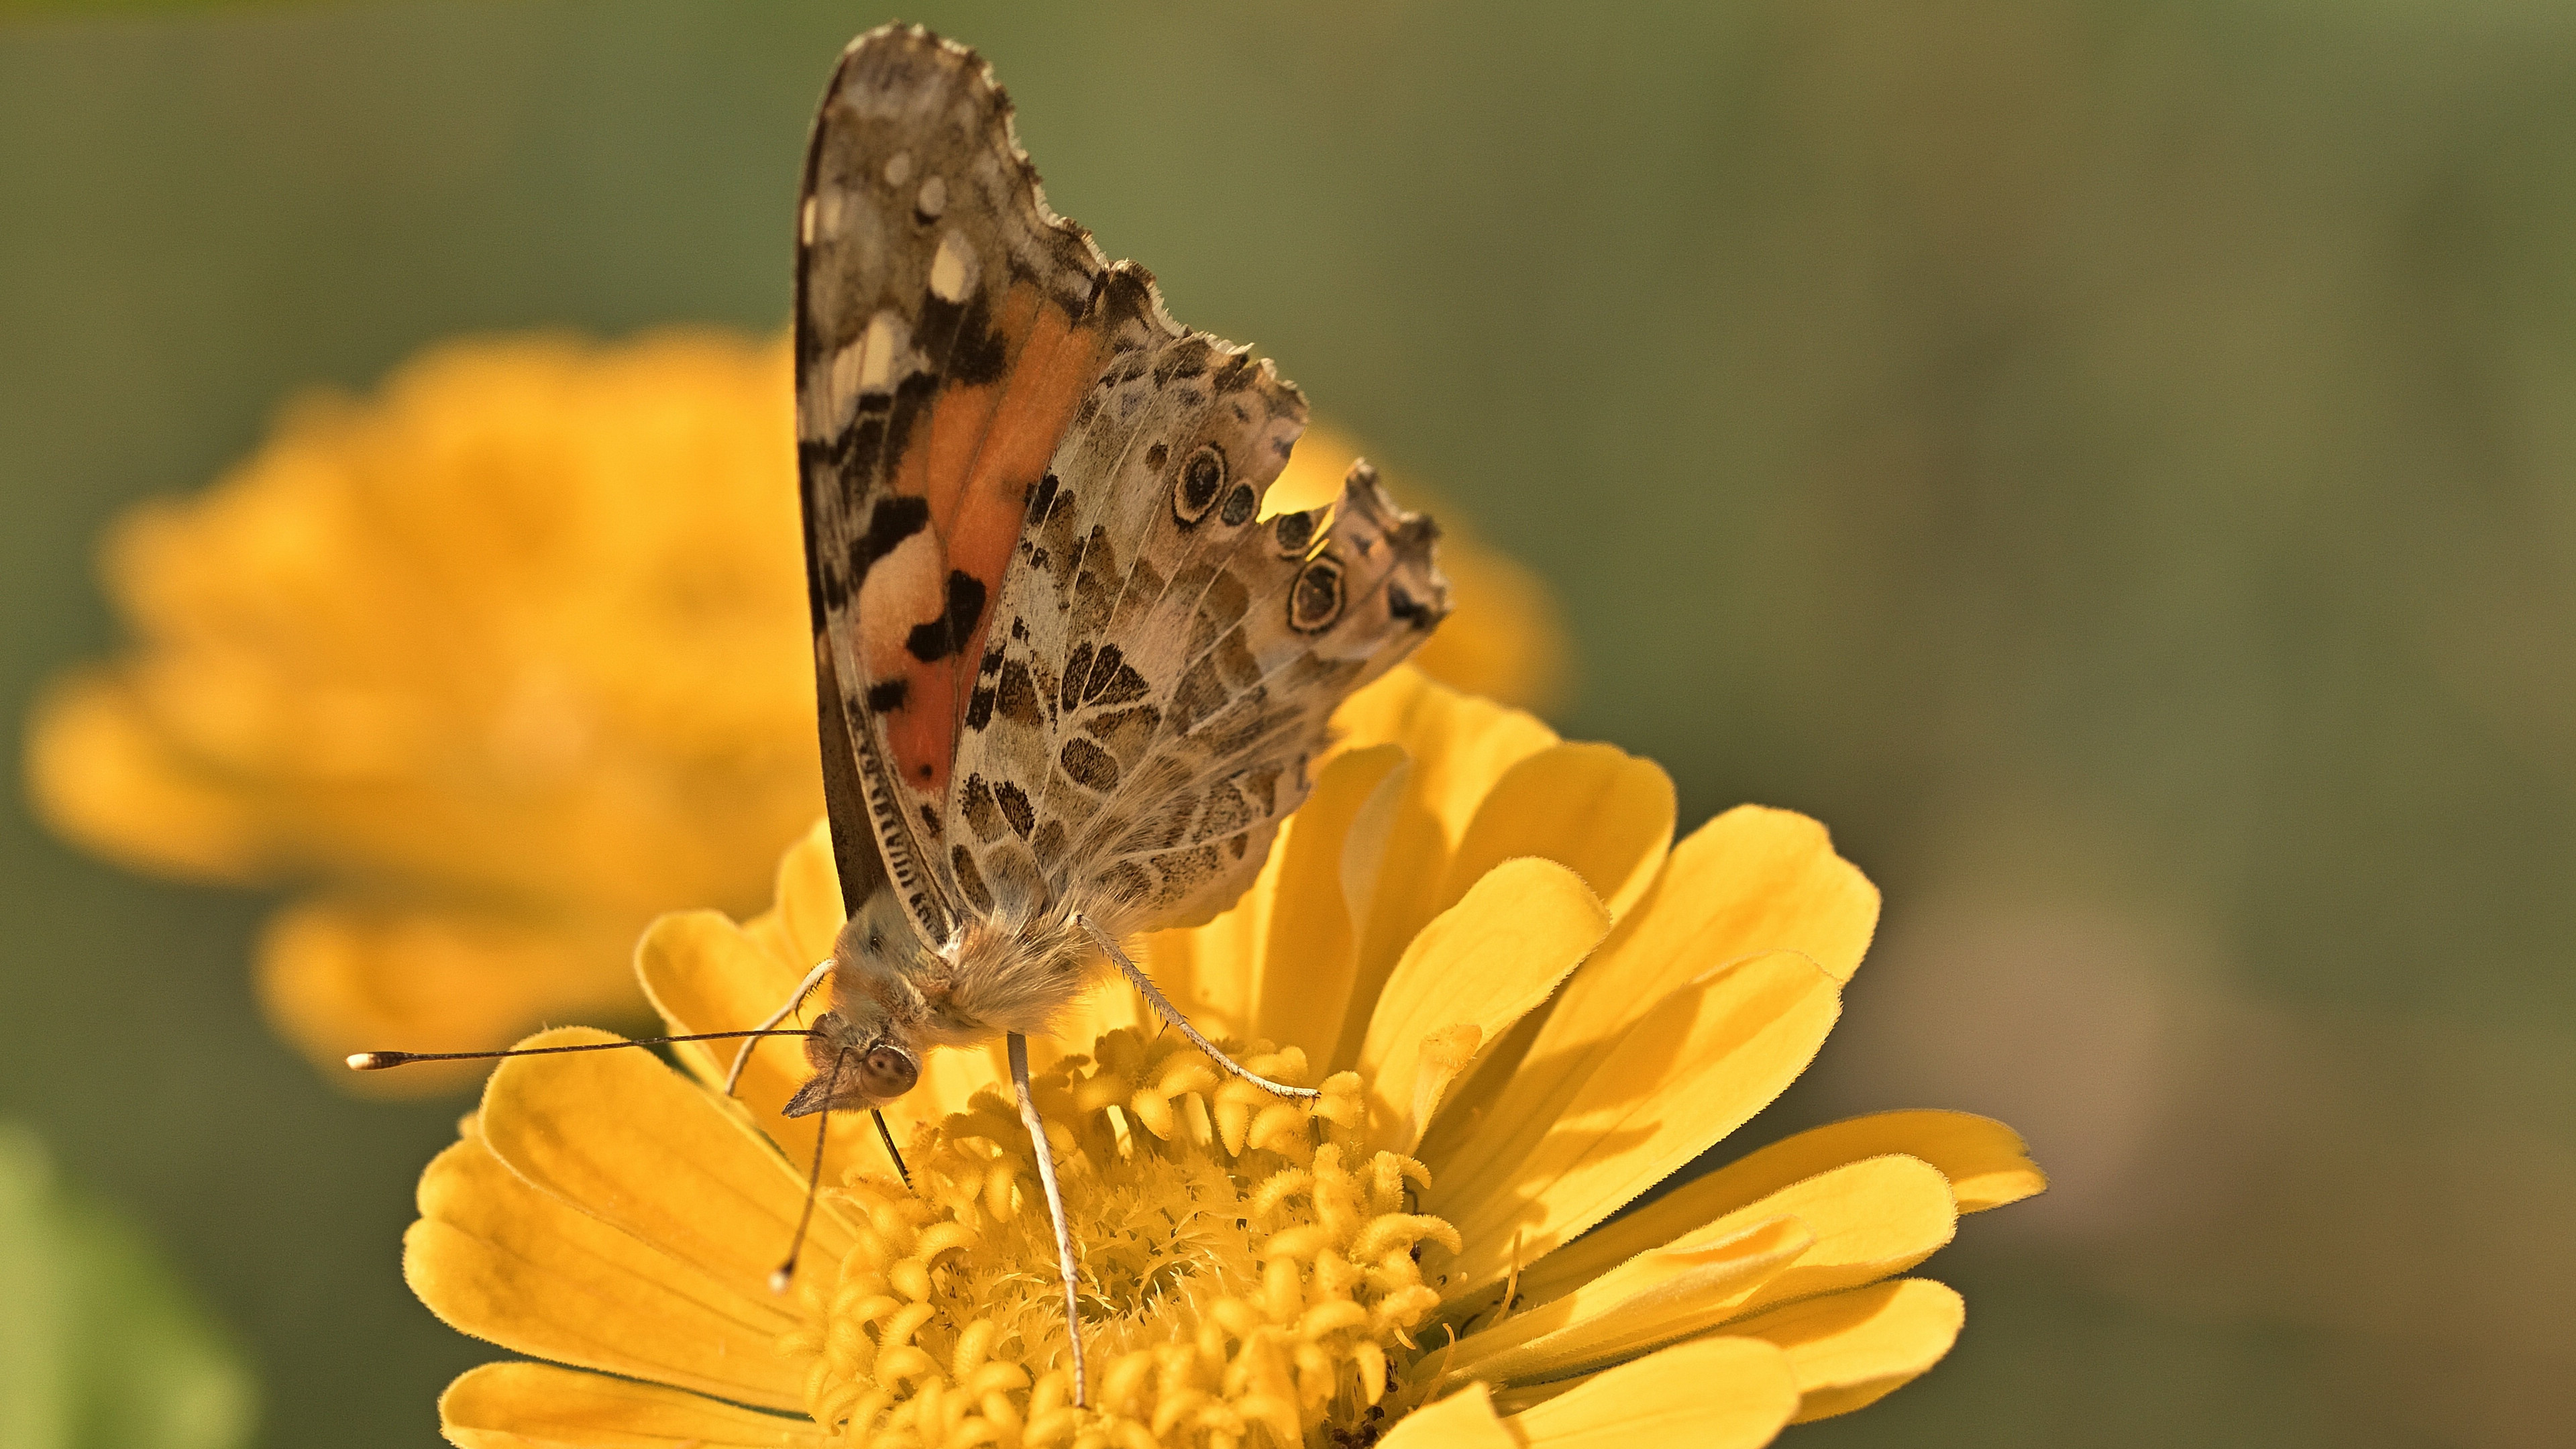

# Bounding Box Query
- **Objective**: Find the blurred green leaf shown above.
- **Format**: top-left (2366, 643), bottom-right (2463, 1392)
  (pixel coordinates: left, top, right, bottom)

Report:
top-left (0, 1125), bottom-right (254, 1449)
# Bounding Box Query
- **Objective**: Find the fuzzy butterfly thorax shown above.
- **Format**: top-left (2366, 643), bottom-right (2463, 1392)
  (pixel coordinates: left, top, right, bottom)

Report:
top-left (783, 891), bottom-right (1101, 1119)
top-left (792, 20), bottom-right (1452, 1108)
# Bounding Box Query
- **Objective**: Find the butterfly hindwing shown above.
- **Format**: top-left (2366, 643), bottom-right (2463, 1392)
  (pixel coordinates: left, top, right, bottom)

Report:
top-left (949, 325), bottom-right (1450, 936)
top-left (795, 26), bottom-right (1114, 946)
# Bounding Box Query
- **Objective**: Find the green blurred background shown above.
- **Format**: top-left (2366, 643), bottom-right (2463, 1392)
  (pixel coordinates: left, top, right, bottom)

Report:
top-left (5, 1), bottom-right (2573, 1444)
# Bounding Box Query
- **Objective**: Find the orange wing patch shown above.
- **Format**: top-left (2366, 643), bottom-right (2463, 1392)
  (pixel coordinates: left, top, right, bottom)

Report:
top-left (863, 285), bottom-right (1105, 799)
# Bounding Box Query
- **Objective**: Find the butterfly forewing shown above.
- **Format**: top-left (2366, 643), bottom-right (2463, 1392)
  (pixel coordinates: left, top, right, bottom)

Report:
top-left (795, 30), bottom-right (1112, 946)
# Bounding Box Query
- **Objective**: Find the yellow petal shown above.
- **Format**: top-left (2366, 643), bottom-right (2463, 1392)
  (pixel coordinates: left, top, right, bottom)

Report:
top-left (440, 1361), bottom-right (826, 1447)
top-left (637, 906), bottom-right (796, 1097)
top-left (1516, 1111), bottom-right (2041, 1297)
top-left (1356, 858), bottom-right (1611, 1150)
top-left (1525, 806), bottom-right (1876, 1085)
top-left (1438, 744), bottom-right (1673, 926)
top-left (1531, 1155), bottom-right (1957, 1324)
top-left (1503, 1336), bottom-right (1799, 1449)
top-left (1331, 753), bottom-right (1436, 1066)
top-left (407, 1134), bottom-right (806, 1410)
top-left (1728, 1278), bottom-right (1965, 1424)
top-left (1332, 671), bottom-right (1558, 828)
top-left (1426, 952), bottom-right (1841, 1295)
top-left (1421, 806), bottom-right (1874, 1195)
top-left (1132, 851), bottom-right (1274, 1050)
top-left (1377, 1383), bottom-right (1517, 1449)
top-left (1260, 425), bottom-right (1352, 517)
top-left (1407, 1025), bottom-right (1487, 1150)
top-left (1703, 1110), bottom-right (2046, 1215)
top-left (767, 818), bottom-right (846, 965)
top-left (1250, 742), bottom-right (1408, 1058)
top-left (473, 1027), bottom-right (855, 1296)
top-left (1415, 745), bottom-right (1674, 1130)
top-left (1324, 675), bottom-right (1560, 1066)
top-left (1436, 1216), bottom-right (1811, 1385)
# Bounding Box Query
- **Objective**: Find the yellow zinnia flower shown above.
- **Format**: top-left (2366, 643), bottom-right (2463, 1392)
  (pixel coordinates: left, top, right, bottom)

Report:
top-left (407, 669), bottom-right (2041, 1448)
top-left (21, 333), bottom-right (1565, 1091)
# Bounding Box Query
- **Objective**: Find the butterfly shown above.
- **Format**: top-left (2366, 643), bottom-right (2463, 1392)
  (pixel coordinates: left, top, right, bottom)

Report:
top-left (759, 21), bottom-right (1449, 1401)
top-left (353, 20), bottom-right (1446, 1407)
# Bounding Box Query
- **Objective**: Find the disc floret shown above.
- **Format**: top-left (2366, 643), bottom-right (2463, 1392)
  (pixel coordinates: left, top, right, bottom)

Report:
top-left (782, 1027), bottom-right (1458, 1447)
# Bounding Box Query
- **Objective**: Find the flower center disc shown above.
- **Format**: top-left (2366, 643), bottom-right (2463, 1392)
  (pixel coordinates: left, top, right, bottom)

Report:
top-left (784, 1029), bottom-right (1460, 1448)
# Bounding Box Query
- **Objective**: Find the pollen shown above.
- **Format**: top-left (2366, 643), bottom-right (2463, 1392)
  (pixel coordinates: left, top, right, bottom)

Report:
top-left (777, 1027), bottom-right (1460, 1448)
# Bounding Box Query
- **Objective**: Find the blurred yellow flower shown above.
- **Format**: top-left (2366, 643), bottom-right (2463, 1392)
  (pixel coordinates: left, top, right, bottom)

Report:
top-left (22, 333), bottom-right (1566, 1091)
top-left (409, 668), bottom-right (2041, 1448)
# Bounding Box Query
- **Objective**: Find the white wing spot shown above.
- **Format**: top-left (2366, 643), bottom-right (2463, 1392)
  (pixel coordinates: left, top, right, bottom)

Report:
top-left (798, 359), bottom-right (854, 441)
top-left (858, 310), bottom-right (903, 394)
top-left (885, 151), bottom-right (914, 187)
top-left (826, 346), bottom-right (864, 410)
top-left (857, 530), bottom-right (944, 680)
top-left (929, 231), bottom-right (976, 303)
top-left (917, 174), bottom-right (947, 219)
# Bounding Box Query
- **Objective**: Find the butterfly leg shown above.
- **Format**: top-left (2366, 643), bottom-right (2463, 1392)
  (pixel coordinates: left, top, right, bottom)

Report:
top-left (723, 958), bottom-right (834, 1095)
top-left (869, 1109), bottom-right (912, 1189)
top-left (1077, 916), bottom-right (1322, 1101)
top-left (1008, 1031), bottom-right (1087, 1407)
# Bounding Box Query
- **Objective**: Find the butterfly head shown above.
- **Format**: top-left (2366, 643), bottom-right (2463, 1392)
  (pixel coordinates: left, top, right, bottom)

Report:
top-left (782, 889), bottom-right (930, 1117)
top-left (782, 1015), bottom-right (920, 1117)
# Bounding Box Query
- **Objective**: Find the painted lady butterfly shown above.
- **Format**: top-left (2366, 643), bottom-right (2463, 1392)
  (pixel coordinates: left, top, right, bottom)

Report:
top-left (347, 21), bottom-right (1448, 1403)
top-left (765, 23), bottom-right (1450, 1397)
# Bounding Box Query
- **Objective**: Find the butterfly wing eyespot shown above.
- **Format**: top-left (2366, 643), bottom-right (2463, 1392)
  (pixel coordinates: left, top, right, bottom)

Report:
top-left (1171, 443), bottom-right (1226, 525)
top-left (1272, 509), bottom-right (1317, 557)
top-left (1288, 555), bottom-right (1346, 633)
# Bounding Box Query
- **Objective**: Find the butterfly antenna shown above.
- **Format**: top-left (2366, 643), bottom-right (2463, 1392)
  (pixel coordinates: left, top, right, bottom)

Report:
top-left (725, 959), bottom-right (835, 1097)
top-left (870, 1108), bottom-right (911, 1188)
top-left (771, 1046), bottom-right (849, 1293)
top-left (1009, 1032), bottom-right (1087, 1407)
top-left (347, 1029), bottom-right (814, 1071)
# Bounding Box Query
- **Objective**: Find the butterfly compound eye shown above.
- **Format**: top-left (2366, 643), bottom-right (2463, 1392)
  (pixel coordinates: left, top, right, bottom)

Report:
top-left (862, 1045), bottom-right (919, 1097)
